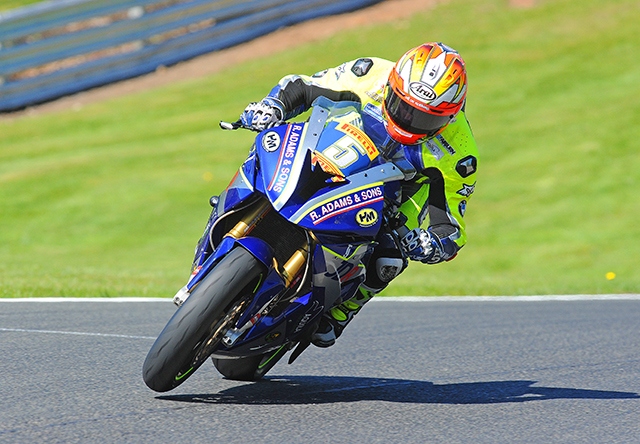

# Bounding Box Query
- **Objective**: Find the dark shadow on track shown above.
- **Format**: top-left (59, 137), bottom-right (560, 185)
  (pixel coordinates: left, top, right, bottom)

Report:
top-left (158, 376), bottom-right (640, 405)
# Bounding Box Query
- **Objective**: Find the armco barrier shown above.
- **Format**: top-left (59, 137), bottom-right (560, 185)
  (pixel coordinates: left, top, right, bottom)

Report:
top-left (0, 0), bottom-right (382, 112)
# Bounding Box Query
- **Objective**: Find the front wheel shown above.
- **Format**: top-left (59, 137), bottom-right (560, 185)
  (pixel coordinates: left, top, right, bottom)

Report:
top-left (142, 247), bottom-right (264, 392)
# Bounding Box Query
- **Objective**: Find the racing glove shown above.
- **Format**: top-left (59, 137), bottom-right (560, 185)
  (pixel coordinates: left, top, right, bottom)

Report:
top-left (240, 97), bottom-right (285, 131)
top-left (400, 228), bottom-right (447, 264)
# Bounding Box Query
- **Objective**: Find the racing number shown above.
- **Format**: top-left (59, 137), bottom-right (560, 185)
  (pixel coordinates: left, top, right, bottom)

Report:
top-left (321, 136), bottom-right (364, 169)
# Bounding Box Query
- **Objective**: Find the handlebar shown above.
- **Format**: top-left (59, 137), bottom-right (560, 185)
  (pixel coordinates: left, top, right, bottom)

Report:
top-left (219, 120), bottom-right (286, 132)
top-left (220, 120), bottom-right (277, 132)
top-left (219, 120), bottom-right (244, 131)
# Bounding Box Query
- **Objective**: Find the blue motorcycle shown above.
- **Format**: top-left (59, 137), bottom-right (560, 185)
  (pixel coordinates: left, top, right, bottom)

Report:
top-left (142, 98), bottom-right (412, 392)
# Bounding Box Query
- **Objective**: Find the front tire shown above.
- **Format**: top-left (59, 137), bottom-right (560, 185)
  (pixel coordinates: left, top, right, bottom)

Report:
top-left (142, 247), bottom-right (263, 392)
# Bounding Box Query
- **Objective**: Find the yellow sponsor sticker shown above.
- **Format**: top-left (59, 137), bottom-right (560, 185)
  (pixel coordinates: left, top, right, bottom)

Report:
top-left (356, 208), bottom-right (378, 227)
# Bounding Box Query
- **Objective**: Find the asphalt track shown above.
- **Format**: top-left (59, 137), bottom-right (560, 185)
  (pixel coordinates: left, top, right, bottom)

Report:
top-left (1, 297), bottom-right (638, 443)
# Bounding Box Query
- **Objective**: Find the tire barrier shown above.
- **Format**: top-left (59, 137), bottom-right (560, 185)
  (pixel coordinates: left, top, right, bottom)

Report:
top-left (0, 0), bottom-right (382, 111)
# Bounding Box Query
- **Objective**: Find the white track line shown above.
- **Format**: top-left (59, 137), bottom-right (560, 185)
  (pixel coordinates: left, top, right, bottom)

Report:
top-left (0, 327), bottom-right (155, 339)
top-left (373, 294), bottom-right (640, 302)
top-left (0, 295), bottom-right (638, 302)
top-left (1, 296), bottom-right (637, 340)
top-left (0, 297), bottom-right (169, 302)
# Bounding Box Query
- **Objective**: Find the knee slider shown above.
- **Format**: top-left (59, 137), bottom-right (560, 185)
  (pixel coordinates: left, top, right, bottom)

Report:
top-left (375, 257), bottom-right (405, 283)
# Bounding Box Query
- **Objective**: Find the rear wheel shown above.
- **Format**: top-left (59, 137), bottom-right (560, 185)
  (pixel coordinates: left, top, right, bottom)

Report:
top-left (142, 247), bottom-right (263, 392)
top-left (212, 342), bottom-right (291, 381)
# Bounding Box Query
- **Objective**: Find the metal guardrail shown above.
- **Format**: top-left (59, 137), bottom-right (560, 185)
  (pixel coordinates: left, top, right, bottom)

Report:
top-left (0, 0), bottom-right (382, 112)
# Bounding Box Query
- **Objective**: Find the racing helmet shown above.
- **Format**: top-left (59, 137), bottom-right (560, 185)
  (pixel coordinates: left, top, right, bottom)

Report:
top-left (382, 42), bottom-right (467, 145)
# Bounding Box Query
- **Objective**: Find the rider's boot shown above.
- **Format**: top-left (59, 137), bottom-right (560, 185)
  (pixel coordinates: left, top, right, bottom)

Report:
top-left (311, 235), bottom-right (406, 347)
top-left (311, 284), bottom-right (379, 348)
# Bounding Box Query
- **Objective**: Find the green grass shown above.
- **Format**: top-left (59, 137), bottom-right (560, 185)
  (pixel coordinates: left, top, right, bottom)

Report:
top-left (1, 0), bottom-right (639, 297)
top-left (0, 0), bottom-right (41, 12)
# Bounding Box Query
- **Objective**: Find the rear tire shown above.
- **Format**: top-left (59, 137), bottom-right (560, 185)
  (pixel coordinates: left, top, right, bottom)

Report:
top-left (142, 247), bottom-right (263, 392)
top-left (212, 343), bottom-right (290, 381)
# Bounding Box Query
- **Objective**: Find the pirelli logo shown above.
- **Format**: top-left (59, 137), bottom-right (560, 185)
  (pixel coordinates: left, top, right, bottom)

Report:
top-left (340, 123), bottom-right (379, 160)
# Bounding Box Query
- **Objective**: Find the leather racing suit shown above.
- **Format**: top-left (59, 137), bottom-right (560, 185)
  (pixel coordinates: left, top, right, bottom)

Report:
top-left (264, 57), bottom-right (479, 277)
top-left (251, 57), bottom-right (480, 346)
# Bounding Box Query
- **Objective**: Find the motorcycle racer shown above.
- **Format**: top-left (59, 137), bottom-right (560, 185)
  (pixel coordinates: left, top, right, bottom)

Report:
top-left (239, 42), bottom-right (479, 347)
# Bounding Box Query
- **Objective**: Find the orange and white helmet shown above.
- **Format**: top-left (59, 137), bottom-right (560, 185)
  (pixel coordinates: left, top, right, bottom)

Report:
top-left (383, 42), bottom-right (467, 145)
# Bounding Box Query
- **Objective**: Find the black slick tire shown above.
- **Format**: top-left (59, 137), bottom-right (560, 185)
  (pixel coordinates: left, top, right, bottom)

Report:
top-left (142, 247), bottom-right (263, 392)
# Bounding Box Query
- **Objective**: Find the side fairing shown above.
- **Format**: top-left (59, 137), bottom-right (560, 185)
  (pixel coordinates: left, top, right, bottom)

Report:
top-left (287, 161), bottom-right (404, 236)
top-left (291, 183), bottom-right (385, 237)
top-left (254, 109), bottom-right (401, 238)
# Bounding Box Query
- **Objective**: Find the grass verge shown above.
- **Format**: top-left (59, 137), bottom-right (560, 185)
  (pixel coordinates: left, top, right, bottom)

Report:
top-left (1, 0), bottom-right (638, 296)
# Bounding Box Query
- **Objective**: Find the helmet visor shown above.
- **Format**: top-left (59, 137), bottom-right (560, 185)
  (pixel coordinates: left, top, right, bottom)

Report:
top-left (384, 87), bottom-right (451, 138)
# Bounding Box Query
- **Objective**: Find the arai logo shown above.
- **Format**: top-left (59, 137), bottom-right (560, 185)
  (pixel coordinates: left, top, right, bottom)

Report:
top-left (409, 82), bottom-right (436, 101)
top-left (262, 131), bottom-right (281, 152)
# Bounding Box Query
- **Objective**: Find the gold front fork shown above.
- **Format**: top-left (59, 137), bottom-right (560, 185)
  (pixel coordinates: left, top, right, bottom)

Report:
top-left (281, 248), bottom-right (308, 287)
top-left (226, 197), bottom-right (309, 289)
top-left (227, 198), bottom-right (271, 239)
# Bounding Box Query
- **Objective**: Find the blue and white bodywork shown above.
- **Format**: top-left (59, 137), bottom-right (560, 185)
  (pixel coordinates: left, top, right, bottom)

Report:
top-left (179, 99), bottom-right (405, 361)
